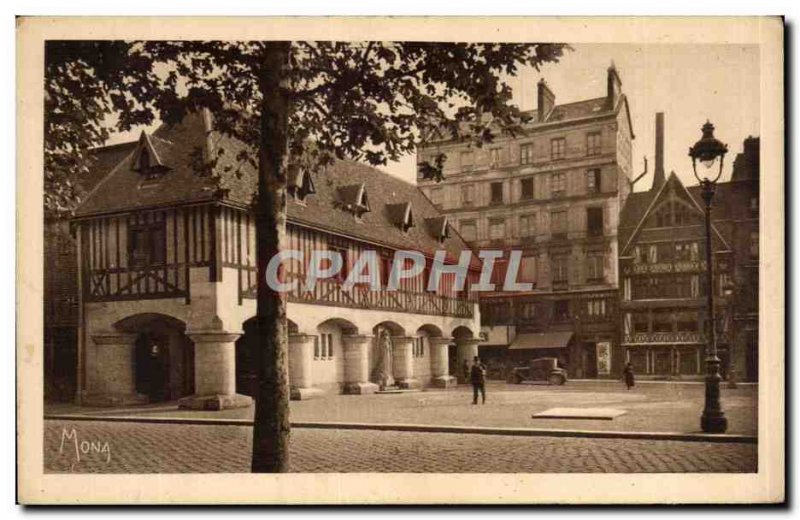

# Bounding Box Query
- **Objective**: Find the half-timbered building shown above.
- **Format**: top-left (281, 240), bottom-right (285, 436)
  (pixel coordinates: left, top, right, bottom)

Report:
top-left (70, 110), bottom-right (481, 409)
top-left (618, 133), bottom-right (759, 380)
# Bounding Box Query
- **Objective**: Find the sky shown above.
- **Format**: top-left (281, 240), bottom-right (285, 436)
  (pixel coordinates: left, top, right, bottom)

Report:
top-left (109, 42), bottom-right (760, 190)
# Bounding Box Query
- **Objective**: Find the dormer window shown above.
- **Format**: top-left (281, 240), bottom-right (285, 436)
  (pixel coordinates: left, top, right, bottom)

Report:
top-left (337, 183), bottom-right (370, 218)
top-left (133, 131), bottom-right (169, 181)
top-left (386, 202), bottom-right (414, 232)
top-left (425, 216), bottom-right (450, 243)
top-left (140, 149), bottom-right (151, 172)
top-left (288, 165), bottom-right (316, 203)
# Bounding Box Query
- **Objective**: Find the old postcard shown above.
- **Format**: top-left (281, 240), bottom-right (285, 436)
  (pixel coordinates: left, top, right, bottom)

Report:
top-left (16, 16), bottom-right (784, 504)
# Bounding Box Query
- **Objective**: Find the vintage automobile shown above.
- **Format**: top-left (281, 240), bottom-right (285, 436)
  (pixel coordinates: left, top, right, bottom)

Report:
top-left (508, 357), bottom-right (568, 385)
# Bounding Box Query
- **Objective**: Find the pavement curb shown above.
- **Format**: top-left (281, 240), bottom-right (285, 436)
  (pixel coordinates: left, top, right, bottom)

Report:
top-left (44, 414), bottom-right (757, 444)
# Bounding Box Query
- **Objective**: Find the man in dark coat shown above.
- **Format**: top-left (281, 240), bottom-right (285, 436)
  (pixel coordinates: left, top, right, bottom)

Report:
top-left (470, 356), bottom-right (487, 404)
top-left (623, 362), bottom-right (635, 390)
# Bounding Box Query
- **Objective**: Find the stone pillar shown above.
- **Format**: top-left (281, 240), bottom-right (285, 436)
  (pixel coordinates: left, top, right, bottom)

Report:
top-left (83, 332), bottom-right (147, 407)
top-left (178, 331), bottom-right (252, 410)
top-left (342, 334), bottom-right (379, 394)
top-left (289, 333), bottom-right (323, 400)
top-left (455, 337), bottom-right (481, 384)
top-left (429, 337), bottom-right (456, 388)
top-left (392, 336), bottom-right (420, 389)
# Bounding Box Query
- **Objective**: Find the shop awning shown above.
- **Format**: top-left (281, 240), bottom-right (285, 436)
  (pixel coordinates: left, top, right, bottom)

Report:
top-left (509, 331), bottom-right (574, 350)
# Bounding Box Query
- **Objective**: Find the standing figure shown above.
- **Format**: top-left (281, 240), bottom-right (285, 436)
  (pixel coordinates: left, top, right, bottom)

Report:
top-left (148, 342), bottom-right (169, 402)
top-left (376, 328), bottom-right (395, 389)
top-left (623, 361), bottom-right (635, 390)
top-left (470, 356), bottom-right (487, 405)
top-left (462, 359), bottom-right (470, 385)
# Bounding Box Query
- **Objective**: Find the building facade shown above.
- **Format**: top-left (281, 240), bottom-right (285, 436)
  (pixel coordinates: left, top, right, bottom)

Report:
top-left (44, 142), bottom-right (138, 402)
top-left (67, 111), bottom-right (481, 409)
top-left (417, 65), bottom-right (635, 379)
top-left (618, 129), bottom-right (759, 381)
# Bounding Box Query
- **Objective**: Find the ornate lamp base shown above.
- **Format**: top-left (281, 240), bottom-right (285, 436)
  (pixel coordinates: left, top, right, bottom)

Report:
top-left (701, 358), bottom-right (728, 433)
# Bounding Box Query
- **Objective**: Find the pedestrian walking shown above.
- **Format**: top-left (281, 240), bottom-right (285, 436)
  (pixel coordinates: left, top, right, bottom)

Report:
top-left (470, 356), bottom-right (487, 404)
top-left (623, 361), bottom-right (635, 390)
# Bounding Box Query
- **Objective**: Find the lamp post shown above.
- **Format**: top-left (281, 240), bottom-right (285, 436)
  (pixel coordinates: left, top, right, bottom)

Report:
top-left (689, 120), bottom-right (729, 433)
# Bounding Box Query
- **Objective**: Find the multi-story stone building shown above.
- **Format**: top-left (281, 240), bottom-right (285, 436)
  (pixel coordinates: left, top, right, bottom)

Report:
top-left (417, 64), bottom-right (635, 379)
top-left (65, 110), bottom-right (481, 409)
top-left (618, 117), bottom-right (759, 381)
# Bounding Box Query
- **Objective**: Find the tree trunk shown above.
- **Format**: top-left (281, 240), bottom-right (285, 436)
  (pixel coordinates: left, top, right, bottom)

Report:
top-left (251, 42), bottom-right (292, 473)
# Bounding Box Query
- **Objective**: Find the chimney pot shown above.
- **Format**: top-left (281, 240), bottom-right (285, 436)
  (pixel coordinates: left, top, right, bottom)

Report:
top-left (537, 79), bottom-right (555, 122)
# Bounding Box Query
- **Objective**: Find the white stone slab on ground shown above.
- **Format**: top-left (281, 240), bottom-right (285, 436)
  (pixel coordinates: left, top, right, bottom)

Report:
top-left (532, 408), bottom-right (627, 420)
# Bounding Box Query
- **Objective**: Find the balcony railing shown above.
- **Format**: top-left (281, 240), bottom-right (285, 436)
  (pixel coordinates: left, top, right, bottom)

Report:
top-left (622, 331), bottom-right (703, 345)
top-left (84, 262), bottom-right (190, 302)
top-left (623, 261), bottom-right (707, 276)
top-left (241, 269), bottom-right (475, 319)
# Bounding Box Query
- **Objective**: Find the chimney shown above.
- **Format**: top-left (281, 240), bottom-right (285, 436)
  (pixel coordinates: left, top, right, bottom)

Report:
top-left (537, 79), bottom-right (555, 122)
top-left (607, 62), bottom-right (622, 108)
top-left (652, 112), bottom-right (666, 191)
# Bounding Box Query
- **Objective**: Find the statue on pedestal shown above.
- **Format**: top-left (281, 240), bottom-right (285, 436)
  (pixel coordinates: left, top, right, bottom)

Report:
top-left (373, 327), bottom-right (395, 389)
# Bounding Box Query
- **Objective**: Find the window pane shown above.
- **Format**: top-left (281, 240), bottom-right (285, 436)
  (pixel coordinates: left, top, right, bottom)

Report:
top-left (460, 220), bottom-right (476, 241)
top-left (587, 207), bottom-right (603, 236)
top-left (520, 143), bottom-right (532, 165)
top-left (586, 132), bottom-right (601, 155)
top-left (489, 219), bottom-right (505, 239)
top-left (520, 178), bottom-right (534, 199)
top-left (490, 182), bottom-right (503, 204)
top-left (551, 138), bottom-right (565, 160)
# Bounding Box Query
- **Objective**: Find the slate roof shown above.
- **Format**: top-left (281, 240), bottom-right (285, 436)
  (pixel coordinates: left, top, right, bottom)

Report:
top-left (76, 111), bottom-right (224, 216)
top-left (76, 110), bottom-right (478, 265)
top-left (521, 97), bottom-right (611, 124)
top-left (426, 91), bottom-right (634, 142)
top-left (78, 141), bottom-right (139, 199)
top-left (288, 161), bottom-right (478, 265)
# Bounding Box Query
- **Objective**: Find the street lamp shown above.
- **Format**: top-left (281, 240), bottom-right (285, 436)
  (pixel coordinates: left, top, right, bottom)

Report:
top-left (689, 120), bottom-right (729, 433)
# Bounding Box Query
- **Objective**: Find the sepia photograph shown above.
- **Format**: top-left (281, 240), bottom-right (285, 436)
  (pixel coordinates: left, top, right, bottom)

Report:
top-left (16, 16), bottom-right (784, 504)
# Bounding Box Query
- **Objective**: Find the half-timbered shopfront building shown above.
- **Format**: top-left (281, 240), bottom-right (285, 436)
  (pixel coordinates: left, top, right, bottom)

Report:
top-left (71, 111), bottom-right (481, 409)
top-left (618, 172), bottom-right (736, 379)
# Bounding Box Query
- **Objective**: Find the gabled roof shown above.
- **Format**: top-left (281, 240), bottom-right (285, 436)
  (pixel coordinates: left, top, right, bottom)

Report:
top-left (75, 110), bottom-right (478, 267)
top-left (619, 171), bottom-right (731, 256)
top-left (76, 111), bottom-right (226, 216)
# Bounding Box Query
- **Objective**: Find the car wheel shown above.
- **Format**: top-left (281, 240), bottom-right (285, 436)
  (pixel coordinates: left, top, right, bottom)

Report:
top-left (548, 374), bottom-right (565, 386)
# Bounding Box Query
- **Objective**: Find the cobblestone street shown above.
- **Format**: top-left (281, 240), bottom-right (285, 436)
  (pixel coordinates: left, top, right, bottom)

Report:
top-left (45, 419), bottom-right (756, 474)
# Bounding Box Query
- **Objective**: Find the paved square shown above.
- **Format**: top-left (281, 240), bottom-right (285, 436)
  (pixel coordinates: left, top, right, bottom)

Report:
top-left (49, 380), bottom-right (756, 436)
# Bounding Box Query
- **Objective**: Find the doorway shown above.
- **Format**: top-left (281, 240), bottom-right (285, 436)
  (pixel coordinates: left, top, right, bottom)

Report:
top-left (115, 313), bottom-right (194, 403)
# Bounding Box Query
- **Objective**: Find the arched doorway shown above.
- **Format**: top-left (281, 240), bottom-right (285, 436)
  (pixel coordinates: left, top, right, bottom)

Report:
top-left (451, 325), bottom-right (475, 383)
top-left (236, 318), bottom-right (299, 398)
top-left (114, 313), bottom-right (194, 403)
top-left (371, 321), bottom-right (405, 388)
